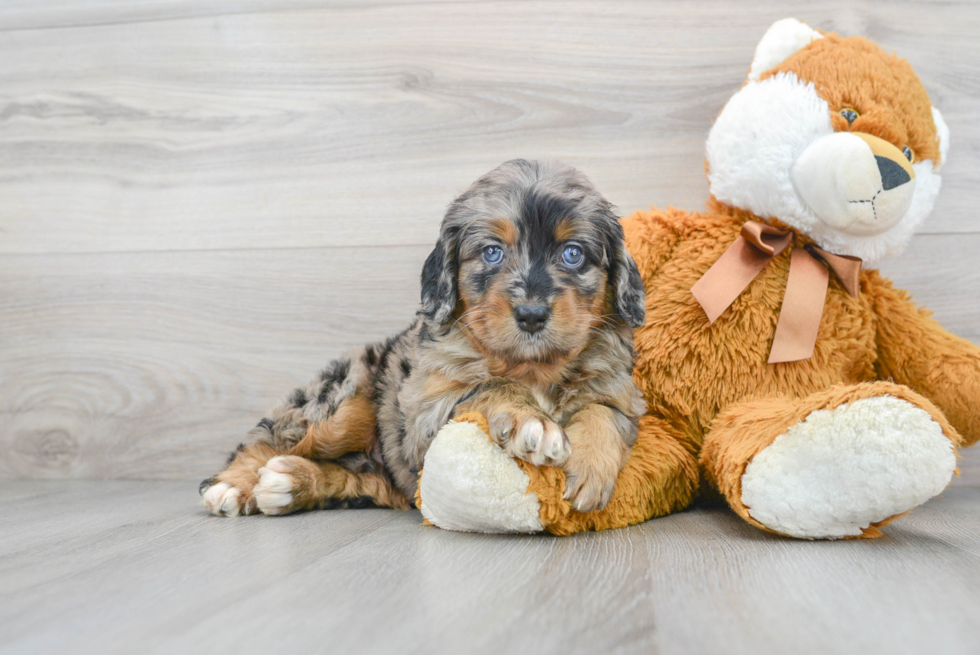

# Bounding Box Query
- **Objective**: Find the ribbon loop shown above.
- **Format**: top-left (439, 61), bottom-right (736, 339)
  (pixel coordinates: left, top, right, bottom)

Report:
top-left (692, 220), bottom-right (863, 363)
top-left (809, 246), bottom-right (862, 298)
top-left (741, 221), bottom-right (794, 256)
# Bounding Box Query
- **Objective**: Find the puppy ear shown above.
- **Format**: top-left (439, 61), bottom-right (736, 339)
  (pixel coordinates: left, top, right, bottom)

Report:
top-left (420, 228), bottom-right (459, 326)
top-left (607, 223), bottom-right (646, 328)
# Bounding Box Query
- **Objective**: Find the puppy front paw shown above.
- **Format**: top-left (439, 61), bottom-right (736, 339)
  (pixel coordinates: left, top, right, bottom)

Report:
top-left (488, 407), bottom-right (571, 466)
top-left (562, 449), bottom-right (623, 513)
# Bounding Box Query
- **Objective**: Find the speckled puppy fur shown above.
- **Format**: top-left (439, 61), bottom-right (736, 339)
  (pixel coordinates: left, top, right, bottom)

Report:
top-left (200, 159), bottom-right (647, 517)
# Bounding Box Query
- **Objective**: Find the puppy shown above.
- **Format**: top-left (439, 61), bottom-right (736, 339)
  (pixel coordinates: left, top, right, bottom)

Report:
top-left (200, 159), bottom-right (647, 518)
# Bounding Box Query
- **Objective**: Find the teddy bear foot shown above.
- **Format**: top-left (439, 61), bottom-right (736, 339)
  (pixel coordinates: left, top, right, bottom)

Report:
top-left (418, 418), bottom-right (545, 533)
top-left (739, 396), bottom-right (957, 539)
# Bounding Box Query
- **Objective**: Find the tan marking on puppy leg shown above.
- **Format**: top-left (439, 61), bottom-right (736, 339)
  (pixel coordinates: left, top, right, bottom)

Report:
top-left (562, 404), bottom-right (630, 512)
top-left (290, 393), bottom-right (377, 460)
top-left (254, 455), bottom-right (410, 515)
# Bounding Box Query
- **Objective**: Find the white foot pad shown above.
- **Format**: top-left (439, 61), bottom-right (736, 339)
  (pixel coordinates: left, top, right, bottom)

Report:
top-left (741, 396), bottom-right (956, 539)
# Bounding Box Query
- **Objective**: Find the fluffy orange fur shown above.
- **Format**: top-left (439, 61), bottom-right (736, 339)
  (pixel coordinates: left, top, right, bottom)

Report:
top-left (762, 33), bottom-right (941, 166)
top-left (621, 201), bottom-right (978, 536)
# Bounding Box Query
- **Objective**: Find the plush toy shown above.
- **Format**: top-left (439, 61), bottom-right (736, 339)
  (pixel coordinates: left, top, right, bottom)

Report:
top-left (417, 18), bottom-right (980, 538)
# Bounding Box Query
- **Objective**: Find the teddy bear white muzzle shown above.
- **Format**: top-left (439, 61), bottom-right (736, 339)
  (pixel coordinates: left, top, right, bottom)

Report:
top-left (791, 131), bottom-right (916, 237)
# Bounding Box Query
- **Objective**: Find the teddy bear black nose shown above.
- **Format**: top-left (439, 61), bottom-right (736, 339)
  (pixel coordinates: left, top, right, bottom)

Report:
top-left (876, 155), bottom-right (912, 191)
top-left (513, 304), bottom-right (550, 333)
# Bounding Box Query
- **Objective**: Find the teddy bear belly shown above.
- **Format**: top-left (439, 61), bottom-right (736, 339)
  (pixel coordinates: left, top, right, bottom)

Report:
top-left (635, 265), bottom-right (878, 446)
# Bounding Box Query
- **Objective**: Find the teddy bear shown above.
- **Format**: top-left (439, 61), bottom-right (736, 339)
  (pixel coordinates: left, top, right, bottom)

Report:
top-left (415, 18), bottom-right (980, 539)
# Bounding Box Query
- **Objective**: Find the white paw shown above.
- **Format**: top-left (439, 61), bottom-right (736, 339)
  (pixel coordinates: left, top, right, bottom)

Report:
top-left (515, 416), bottom-right (571, 466)
top-left (201, 482), bottom-right (248, 517)
top-left (490, 411), bottom-right (571, 467)
top-left (254, 456), bottom-right (296, 515)
top-left (741, 396), bottom-right (957, 539)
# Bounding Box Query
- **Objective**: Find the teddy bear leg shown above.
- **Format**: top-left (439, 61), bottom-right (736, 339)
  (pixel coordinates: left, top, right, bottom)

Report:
top-left (700, 382), bottom-right (960, 539)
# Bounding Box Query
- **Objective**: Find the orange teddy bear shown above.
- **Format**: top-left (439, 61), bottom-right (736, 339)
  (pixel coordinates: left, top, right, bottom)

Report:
top-left (417, 19), bottom-right (979, 538)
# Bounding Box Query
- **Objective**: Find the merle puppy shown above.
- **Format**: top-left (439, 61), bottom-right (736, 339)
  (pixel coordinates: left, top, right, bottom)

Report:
top-left (200, 159), bottom-right (647, 517)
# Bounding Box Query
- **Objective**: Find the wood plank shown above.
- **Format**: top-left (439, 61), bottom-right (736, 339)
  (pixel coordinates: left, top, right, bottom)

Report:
top-left (0, 474), bottom-right (978, 654)
top-left (0, 0), bottom-right (443, 32)
top-left (879, 233), bottom-right (980, 342)
top-left (0, 246), bottom-right (428, 480)
top-left (1, 0), bottom-right (978, 256)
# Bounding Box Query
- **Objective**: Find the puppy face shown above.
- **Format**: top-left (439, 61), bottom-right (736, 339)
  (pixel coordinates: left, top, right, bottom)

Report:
top-left (420, 160), bottom-right (644, 363)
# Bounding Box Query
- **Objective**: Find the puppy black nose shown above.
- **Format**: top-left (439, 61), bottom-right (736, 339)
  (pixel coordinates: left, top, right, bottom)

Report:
top-left (876, 155), bottom-right (912, 191)
top-left (513, 304), bottom-right (550, 333)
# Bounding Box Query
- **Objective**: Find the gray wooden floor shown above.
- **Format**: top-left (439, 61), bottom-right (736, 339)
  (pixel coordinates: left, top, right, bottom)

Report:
top-left (2, 1), bottom-right (980, 653)
top-left (2, 448), bottom-right (978, 655)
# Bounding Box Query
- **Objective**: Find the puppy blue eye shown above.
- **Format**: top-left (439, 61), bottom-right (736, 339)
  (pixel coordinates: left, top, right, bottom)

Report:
top-left (562, 245), bottom-right (584, 267)
top-left (483, 245), bottom-right (503, 264)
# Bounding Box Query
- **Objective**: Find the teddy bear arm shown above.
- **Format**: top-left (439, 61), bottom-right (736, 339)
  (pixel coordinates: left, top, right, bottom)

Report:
top-left (871, 279), bottom-right (980, 447)
top-left (621, 208), bottom-right (688, 285)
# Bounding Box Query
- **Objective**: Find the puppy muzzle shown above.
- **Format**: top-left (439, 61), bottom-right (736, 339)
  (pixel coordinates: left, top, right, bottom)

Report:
top-left (791, 131), bottom-right (915, 236)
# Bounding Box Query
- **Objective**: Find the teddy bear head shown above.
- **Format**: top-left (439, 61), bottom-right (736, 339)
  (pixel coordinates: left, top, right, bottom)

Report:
top-left (705, 18), bottom-right (949, 265)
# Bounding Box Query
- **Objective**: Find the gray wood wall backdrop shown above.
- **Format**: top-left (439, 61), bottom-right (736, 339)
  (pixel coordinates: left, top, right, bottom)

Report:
top-left (1, 0), bottom-right (978, 480)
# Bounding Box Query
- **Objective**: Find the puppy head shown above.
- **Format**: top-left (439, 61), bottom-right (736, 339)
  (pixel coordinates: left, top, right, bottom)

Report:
top-left (420, 159), bottom-right (644, 362)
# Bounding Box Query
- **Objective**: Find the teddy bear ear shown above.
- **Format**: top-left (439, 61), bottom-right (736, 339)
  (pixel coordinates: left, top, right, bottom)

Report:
top-left (932, 107), bottom-right (950, 169)
top-left (748, 18), bottom-right (823, 81)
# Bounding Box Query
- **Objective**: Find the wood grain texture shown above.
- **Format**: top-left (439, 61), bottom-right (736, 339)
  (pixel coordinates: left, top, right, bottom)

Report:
top-left (0, 462), bottom-right (978, 655)
top-left (0, 0), bottom-right (979, 480)
top-left (0, 246), bottom-right (427, 479)
top-left (1, 0), bottom-right (979, 256)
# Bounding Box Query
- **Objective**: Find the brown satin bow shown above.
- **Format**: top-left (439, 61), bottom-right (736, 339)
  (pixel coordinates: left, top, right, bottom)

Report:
top-left (691, 221), bottom-right (862, 364)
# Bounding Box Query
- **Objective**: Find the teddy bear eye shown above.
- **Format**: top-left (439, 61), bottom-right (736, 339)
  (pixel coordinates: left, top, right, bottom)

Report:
top-left (902, 146), bottom-right (914, 163)
top-left (839, 108), bottom-right (860, 125)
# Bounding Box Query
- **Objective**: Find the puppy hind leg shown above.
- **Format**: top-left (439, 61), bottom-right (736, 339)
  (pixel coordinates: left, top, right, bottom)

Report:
top-left (200, 386), bottom-right (315, 517)
top-left (254, 456), bottom-right (411, 514)
top-left (289, 392), bottom-right (378, 460)
top-left (200, 349), bottom-right (380, 517)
